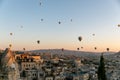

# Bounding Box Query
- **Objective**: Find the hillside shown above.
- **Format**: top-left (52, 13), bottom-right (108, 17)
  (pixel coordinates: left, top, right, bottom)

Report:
top-left (28, 49), bottom-right (115, 57)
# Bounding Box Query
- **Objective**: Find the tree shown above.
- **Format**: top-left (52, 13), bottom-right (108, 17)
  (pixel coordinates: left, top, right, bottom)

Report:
top-left (97, 53), bottom-right (107, 80)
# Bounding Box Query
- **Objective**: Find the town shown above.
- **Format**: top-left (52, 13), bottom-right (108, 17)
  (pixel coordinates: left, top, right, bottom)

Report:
top-left (0, 48), bottom-right (119, 80)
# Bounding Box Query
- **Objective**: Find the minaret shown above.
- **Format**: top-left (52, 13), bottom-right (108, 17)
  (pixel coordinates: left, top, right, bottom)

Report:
top-left (62, 48), bottom-right (64, 57)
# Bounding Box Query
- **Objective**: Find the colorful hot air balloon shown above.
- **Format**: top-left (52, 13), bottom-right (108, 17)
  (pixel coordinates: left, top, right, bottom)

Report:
top-left (78, 36), bottom-right (82, 42)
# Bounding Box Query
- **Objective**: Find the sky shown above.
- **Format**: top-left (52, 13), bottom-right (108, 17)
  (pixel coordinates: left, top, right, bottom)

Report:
top-left (0, 0), bottom-right (120, 52)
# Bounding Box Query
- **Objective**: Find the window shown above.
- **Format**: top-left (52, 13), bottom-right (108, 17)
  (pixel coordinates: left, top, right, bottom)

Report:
top-left (26, 64), bottom-right (28, 67)
top-left (24, 64), bottom-right (25, 67)
top-left (35, 74), bottom-right (36, 76)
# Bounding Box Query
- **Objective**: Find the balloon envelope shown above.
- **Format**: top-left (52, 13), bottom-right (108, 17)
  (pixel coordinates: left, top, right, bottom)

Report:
top-left (21, 26), bottom-right (23, 28)
top-left (106, 48), bottom-right (109, 51)
top-left (118, 24), bottom-right (120, 27)
top-left (92, 34), bottom-right (95, 36)
top-left (78, 36), bottom-right (82, 41)
top-left (94, 47), bottom-right (97, 50)
top-left (23, 48), bottom-right (25, 51)
top-left (37, 40), bottom-right (40, 44)
top-left (10, 33), bottom-right (13, 35)
top-left (9, 44), bottom-right (12, 47)
top-left (41, 19), bottom-right (43, 21)
top-left (81, 47), bottom-right (83, 49)
top-left (58, 21), bottom-right (61, 24)
top-left (40, 2), bottom-right (41, 5)
top-left (62, 48), bottom-right (64, 51)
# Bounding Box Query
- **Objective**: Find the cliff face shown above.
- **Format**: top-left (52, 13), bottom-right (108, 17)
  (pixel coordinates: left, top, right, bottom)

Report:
top-left (0, 48), bottom-right (20, 80)
top-left (1, 48), bottom-right (15, 68)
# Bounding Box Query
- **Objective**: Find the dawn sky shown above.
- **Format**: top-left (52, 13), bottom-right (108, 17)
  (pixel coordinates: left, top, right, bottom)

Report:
top-left (0, 0), bottom-right (120, 52)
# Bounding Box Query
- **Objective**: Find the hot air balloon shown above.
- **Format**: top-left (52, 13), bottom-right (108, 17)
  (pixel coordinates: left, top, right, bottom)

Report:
top-left (106, 48), bottom-right (109, 51)
top-left (41, 19), bottom-right (43, 21)
top-left (118, 24), bottom-right (120, 27)
top-left (58, 21), bottom-right (61, 24)
top-left (9, 44), bottom-right (12, 48)
top-left (92, 34), bottom-right (95, 36)
top-left (40, 2), bottom-right (42, 6)
top-left (81, 47), bottom-right (83, 49)
top-left (94, 47), bottom-right (97, 50)
top-left (70, 19), bottom-right (72, 22)
top-left (23, 48), bottom-right (25, 51)
top-left (10, 33), bottom-right (13, 36)
top-left (21, 26), bottom-right (23, 28)
top-left (37, 40), bottom-right (40, 44)
top-left (78, 36), bottom-right (82, 42)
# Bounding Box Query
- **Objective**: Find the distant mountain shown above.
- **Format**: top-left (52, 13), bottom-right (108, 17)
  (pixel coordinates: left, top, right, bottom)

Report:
top-left (28, 49), bottom-right (115, 57)
top-left (113, 51), bottom-right (120, 55)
